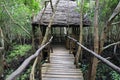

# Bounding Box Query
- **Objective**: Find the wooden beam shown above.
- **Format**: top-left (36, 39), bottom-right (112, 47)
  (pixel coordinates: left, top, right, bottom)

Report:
top-left (50, 0), bottom-right (54, 12)
top-left (6, 37), bottom-right (53, 80)
top-left (67, 36), bottom-right (120, 74)
top-left (103, 41), bottom-right (120, 50)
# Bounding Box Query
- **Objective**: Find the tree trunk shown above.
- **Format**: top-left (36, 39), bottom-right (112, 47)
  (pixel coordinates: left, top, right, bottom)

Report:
top-left (0, 48), bottom-right (3, 79)
top-left (37, 0), bottom-right (59, 79)
top-left (0, 28), bottom-right (4, 78)
top-left (75, 0), bottom-right (84, 68)
top-left (89, 0), bottom-right (99, 80)
top-left (100, 1), bottom-right (120, 53)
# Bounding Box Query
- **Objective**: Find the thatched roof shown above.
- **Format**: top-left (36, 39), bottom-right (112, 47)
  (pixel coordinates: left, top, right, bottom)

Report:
top-left (32, 0), bottom-right (91, 27)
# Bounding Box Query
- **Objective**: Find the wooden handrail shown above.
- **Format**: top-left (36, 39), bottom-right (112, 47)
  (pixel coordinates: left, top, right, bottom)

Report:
top-left (6, 36), bottom-right (53, 80)
top-left (67, 36), bottom-right (120, 74)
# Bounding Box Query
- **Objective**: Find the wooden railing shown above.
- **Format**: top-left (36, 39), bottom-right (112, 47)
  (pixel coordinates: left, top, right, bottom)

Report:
top-left (67, 36), bottom-right (120, 74)
top-left (6, 36), bottom-right (53, 80)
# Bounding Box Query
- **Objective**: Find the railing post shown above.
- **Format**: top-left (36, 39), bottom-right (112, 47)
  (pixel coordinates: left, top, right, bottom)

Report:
top-left (38, 54), bottom-right (42, 80)
top-left (69, 40), bottom-right (72, 54)
top-left (48, 44), bottom-right (51, 63)
top-left (50, 43), bottom-right (53, 53)
top-left (66, 35), bottom-right (69, 49)
top-left (67, 36), bottom-right (120, 74)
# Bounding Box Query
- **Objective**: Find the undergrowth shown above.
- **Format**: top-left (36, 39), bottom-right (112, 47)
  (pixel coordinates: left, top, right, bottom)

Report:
top-left (81, 63), bottom-right (120, 80)
top-left (5, 44), bottom-right (32, 79)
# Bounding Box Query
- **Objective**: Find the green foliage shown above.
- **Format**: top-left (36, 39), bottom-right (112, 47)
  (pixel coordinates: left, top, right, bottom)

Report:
top-left (81, 64), bottom-right (88, 73)
top-left (110, 71), bottom-right (120, 80)
top-left (5, 44), bottom-right (32, 79)
top-left (76, 0), bottom-right (95, 14)
top-left (82, 62), bottom-right (120, 80)
top-left (5, 64), bottom-right (32, 80)
top-left (96, 63), bottom-right (120, 80)
top-left (5, 69), bottom-right (14, 78)
top-left (99, 0), bottom-right (119, 21)
top-left (81, 64), bottom-right (89, 80)
top-left (96, 63), bottom-right (111, 80)
top-left (7, 44), bottom-right (31, 62)
top-left (16, 67), bottom-right (31, 80)
top-left (22, 0), bottom-right (40, 12)
top-left (0, 0), bottom-right (42, 42)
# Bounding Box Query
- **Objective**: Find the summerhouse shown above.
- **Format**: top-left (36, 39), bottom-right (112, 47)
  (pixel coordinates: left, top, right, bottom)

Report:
top-left (31, 0), bottom-right (91, 48)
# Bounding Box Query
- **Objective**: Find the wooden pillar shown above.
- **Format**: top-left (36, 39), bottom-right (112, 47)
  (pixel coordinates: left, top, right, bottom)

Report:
top-left (38, 54), bottom-right (42, 80)
top-left (74, 27), bottom-right (75, 34)
top-left (47, 45), bottom-right (51, 63)
top-left (60, 27), bottom-right (62, 43)
top-left (32, 25), bottom-right (36, 51)
top-left (51, 27), bottom-right (53, 36)
top-left (75, 27), bottom-right (77, 34)
top-left (66, 37), bottom-right (69, 49)
top-left (69, 40), bottom-right (72, 54)
top-left (43, 26), bottom-right (47, 36)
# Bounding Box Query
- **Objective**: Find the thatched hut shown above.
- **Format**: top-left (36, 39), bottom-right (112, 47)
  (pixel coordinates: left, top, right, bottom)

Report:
top-left (32, 0), bottom-right (91, 46)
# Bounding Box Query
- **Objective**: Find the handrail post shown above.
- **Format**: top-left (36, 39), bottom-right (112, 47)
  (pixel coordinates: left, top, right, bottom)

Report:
top-left (69, 39), bottom-right (72, 54)
top-left (48, 44), bottom-right (51, 63)
top-left (50, 44), bottom-right (53, 53)
top-left (38, 54), bottom-right (42, 80)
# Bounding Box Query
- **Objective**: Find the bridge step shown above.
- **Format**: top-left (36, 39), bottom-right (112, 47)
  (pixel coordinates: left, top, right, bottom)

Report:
top-left (42, 45), bottom-right (83, 80)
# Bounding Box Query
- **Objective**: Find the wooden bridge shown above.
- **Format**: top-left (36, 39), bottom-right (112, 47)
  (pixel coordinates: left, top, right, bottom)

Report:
top-left (6, 36), bottom-right (120, 80)
top-left (42, 45), bottom-right (83, 80)
top-left (6, 0), bottom-right (120, 80)
top-left (6, 36), bottom-right (85, 80)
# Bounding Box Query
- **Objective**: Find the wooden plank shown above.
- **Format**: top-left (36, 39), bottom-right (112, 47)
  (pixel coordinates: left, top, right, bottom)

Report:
top-left (43, 72), bottom-right (82, 75)
top-left (42, 45), bottom-right (83, 80)
top-left (42, 70), bottom-right (82, 73)
top-left (42, 65), bottom-right (76, 68)
top-left (42, 68), bottom-right (81, 71)
top-left (42, 74), bottom-right (83, 78)
top-left (43, 78), bottom-right (83, 80)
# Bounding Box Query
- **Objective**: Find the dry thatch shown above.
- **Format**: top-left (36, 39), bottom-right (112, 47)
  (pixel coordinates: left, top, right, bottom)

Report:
top-left (32, 0), bottom-right (91, 27)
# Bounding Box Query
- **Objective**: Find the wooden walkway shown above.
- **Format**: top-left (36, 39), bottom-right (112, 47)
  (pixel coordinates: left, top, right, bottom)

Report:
top-left (42, 45), bottom-right (83, 80)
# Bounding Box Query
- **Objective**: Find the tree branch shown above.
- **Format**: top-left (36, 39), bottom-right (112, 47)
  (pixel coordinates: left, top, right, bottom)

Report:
top-left (2, 1), bottom-right (31, 36)
top-left (112, 21), bottom-right (120, 25)
top-left (6, 37), bottom-right (53, 80)
top-left (50, 0), bottom-right (54, 12)
top-left (103, 41), bottom-right (120, 50)
top-left (67, 36), bottom-right (120, 74)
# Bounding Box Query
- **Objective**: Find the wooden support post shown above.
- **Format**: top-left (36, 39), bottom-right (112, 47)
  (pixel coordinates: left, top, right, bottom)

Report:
top-left (50, 43), bottom-right (53, 53)
top-left (66, 37), bottom-right (69, 49)
top-left (48, 46), bottom-right (50, 63)
top-left (60, 27), bottom-right (62, 43)
top-left (75, 27), bottom-right (77, 35)
top-left (78, 27), bottom-right (80, 35)
top-left (69, 40), bottom-right (72, 54)
top-left (32, 25), bottom-right (36, 51)
top-left (39, 54), bottom-right (42, 80)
